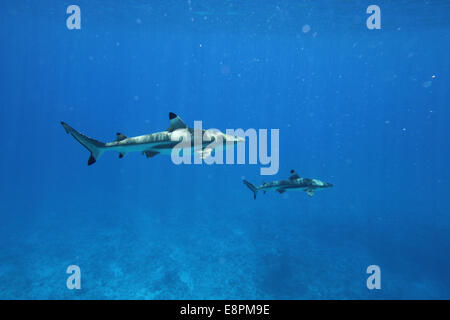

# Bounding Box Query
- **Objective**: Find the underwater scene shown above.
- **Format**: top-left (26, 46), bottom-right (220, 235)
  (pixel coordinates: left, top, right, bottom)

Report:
top-left (0, 0), bottom-right (449, 299)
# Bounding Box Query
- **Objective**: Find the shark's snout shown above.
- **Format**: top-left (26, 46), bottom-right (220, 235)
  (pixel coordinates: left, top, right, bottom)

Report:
top-left (225, 134), bottom-right (245, 144)
top-left (311, 179), bottom-right (333, 188)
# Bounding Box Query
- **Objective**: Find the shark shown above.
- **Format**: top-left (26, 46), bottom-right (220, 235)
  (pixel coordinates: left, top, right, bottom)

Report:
top-left (61, 112), bottom-right (244, 165)
top-left (243, 170), bottom-right (333, 199)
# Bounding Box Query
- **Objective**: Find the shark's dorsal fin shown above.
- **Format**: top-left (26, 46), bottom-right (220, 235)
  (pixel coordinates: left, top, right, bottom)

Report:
top-left (167, 112), bottom-right (187, 132)
top-left (289, 169), bottom-right (300, 180)
top-left (116, 133), bottom-right (127, 142)
top-left (306, 189), bottom-right (315, 197)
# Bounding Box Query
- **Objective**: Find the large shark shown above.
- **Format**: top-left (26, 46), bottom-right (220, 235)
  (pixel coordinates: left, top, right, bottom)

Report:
top-left (243, 170), bottom-right (333, 199)
top-left (61, 112), bottom-right (244, 165)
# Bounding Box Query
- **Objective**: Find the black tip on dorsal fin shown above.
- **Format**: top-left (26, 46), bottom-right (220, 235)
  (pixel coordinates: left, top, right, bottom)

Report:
top-left (116, 132), bottom-right (127, 142)
top-left (290, 169), bottom-right (300, 180)
top-left (167, 113), bottom-right (187, 132)
top-left (169, 112), bottom-right (177, 120)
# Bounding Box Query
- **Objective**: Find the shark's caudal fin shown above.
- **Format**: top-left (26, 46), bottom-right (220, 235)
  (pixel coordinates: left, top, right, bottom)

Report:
top-left (243, 180), bottom-right (258, 200)
top-left (61, 122), bottom-right (106, 166)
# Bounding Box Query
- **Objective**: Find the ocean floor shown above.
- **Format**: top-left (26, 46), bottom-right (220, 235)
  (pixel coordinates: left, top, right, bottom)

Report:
top-left (0, 203), bottom-right (447, 299)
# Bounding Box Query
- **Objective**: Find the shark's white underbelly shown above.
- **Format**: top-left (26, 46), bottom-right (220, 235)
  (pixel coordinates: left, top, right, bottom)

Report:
top-left (106, 143), bottom-right (199, 155)
top-left (107, 143), bottom-right (155, 153)
top-left (263, 186), bottom-right (308, 192)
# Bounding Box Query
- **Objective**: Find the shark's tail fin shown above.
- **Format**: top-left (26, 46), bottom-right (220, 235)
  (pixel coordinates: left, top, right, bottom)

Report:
top-left (61, 122), bottom-right (106, 166)
top-left (243, 180), bottom-right (258, 200)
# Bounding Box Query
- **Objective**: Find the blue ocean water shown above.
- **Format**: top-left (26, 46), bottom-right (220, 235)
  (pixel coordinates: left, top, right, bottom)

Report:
top-left (0, 0), bottom-right (449, 299)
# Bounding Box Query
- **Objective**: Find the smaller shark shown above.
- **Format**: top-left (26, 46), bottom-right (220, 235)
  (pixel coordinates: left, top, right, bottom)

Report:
top-left (243, 170), bottom-right (333, 199)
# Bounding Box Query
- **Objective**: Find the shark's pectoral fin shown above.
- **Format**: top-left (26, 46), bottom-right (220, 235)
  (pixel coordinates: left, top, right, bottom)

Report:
top-left (143, 151), bottom-right (159, 158)
top-left (306, 189), bottom-right (315, 197)
top-left (276, 188), bottom-right (286, 194)
top-left (197, 148), bottom-right (213, 159)
top-left (116, 133), bottom-right (127, 142)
